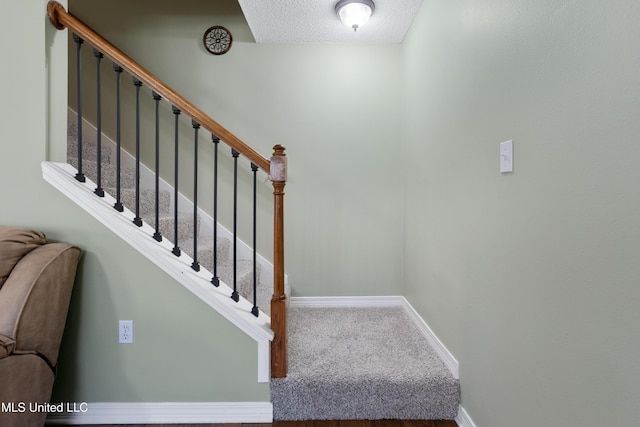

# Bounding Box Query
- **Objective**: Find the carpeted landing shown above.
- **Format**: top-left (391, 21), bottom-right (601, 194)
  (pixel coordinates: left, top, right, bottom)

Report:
top-left (271, 306), bottom-right (460, 420)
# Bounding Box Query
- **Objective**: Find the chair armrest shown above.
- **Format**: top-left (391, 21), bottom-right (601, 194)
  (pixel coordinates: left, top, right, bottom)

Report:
top-left (0, 243), bottom-right (80, 368)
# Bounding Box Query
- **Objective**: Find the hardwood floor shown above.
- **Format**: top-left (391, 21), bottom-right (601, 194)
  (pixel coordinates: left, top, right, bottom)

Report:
top-left (62, 421), bottom-right (458, 427)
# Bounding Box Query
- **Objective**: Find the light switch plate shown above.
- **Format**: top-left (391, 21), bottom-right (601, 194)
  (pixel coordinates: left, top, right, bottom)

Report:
top-left (500, 140), bottom-right (513, 173)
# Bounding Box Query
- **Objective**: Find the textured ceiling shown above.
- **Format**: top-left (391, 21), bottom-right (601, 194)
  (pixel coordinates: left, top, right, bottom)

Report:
top-left (237, 0), bottom-right (423, 43)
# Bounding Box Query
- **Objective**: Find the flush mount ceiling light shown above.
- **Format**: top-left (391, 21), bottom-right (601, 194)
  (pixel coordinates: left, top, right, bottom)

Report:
top-left (335, 0), bottom-right (375, 32)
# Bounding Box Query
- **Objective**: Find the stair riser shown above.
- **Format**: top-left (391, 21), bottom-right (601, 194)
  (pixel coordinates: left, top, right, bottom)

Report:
top-left (218, 261), bottom-right (264, 305)
top-left (105, 187), bottom-right (171, 215)
top-left (69, 158), bottom-right (137, 189)
top-left (146, 213), bottom-right (200, 244)
top-left (67, 141), bottom-right (112, 165)
top-left (189, 239), bottom-right (231, 270)
top-left (272, 380), bottom-right (460, 420)
top-left (67, 123), bottom-right (113, 164)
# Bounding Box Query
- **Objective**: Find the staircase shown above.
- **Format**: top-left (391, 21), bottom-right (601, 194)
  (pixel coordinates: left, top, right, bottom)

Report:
top-left (44, 1), bottom-right (462, 423)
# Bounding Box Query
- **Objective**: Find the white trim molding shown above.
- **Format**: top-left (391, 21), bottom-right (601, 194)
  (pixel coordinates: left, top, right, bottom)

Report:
top-left (455, 406), bottom-right (477, 427)
top-left (400, 299), bottom-right (459, 379)
top-left (45, 402), bottom-right (273, 425)
top-left (289, 296), bottom-right (459, 379)
top-left (289, 295), bottom-right (405, 308)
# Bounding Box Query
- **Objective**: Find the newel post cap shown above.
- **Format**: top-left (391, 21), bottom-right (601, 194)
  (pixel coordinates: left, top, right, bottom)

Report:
top-left (270, 145), bottom-right (287, 182)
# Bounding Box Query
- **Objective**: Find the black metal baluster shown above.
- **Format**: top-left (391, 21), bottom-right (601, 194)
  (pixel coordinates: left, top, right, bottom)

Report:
top-left (211, 134), bottom-right (220, 287)
top-left (191, 120), bottom-right (200, 272)
top-left (72, 34), bottom-right (85, 183)
top-left (231, 149), bottom-right (240, 302)
top-left (132, 78), bottom-right (143, 227)
top-left (152, 92), bottom-right (162, 242)
top-left (251, 163), bottom-right (259, 317)
top-left (93, 49), bottom-right (104, 197)
top-left (113, 64), bottom-right (124, 212)
top-left (172, 106), bottom-right (181, 257)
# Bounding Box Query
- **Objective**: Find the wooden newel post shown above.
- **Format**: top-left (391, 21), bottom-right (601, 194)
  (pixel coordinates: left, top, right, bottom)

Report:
top-left (270, 144), bottom-right (287, 378)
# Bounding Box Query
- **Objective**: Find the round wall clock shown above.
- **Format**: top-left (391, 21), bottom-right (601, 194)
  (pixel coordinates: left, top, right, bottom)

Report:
top-left (203, 26), bottom-right (233, 55)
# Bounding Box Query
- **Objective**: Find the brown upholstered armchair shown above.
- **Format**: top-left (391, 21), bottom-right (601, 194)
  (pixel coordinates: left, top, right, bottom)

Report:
top-left (0, 226), bottom-right (80, 427)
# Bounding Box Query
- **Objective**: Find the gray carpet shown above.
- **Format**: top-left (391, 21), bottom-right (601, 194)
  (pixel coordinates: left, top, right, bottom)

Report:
top-left (271, 306), bottom-right (460, 420)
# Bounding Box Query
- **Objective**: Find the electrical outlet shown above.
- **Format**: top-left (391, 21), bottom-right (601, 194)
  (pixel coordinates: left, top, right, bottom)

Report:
top-left (119, 320), bottom-right (133, 344)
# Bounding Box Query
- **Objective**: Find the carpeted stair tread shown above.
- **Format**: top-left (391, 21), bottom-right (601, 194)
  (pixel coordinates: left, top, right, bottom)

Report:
top-left (145, 212), bottom-right (200, 243)
top-left (67, 140), bottom-right (112, 165)
top-left (104, 186), bottom-right (171, 215)
top-left (181, 235), bottom-right (231, 270)
top-left (69, 158), bottom-right (137, 189)
top-left (254, 276), bottom-right (275, 316)
top-left (67, 123), bottom-right (113, 164)
top-left (271, 306), bottom-right (460, 420)
top-left (220, 259), bottom-right (261, 303)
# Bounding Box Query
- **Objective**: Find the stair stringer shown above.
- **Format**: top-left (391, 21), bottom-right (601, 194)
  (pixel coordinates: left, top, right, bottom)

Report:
top-left (42, 160), bottom-right (273, 383)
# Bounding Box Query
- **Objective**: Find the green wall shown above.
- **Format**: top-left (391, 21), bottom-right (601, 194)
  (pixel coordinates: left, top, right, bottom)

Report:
top-left (2, 0), bottom-right (268, 404)
top-left (402, 1), bottom-right (640, 426)
top-left (7, 0), bottom-right (636, 423)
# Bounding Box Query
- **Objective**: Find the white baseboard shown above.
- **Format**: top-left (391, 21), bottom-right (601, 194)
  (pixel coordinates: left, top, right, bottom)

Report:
top-left (289, 295), bottom-right (405, 308)
top-left (45, 401), bottom-right (273, 425)
top-left (399, 299), bottom-right (459, 379)
top-left (455, 406), bottom-right (477, 427)
top-left (288, 296), bottom-right (459, 379)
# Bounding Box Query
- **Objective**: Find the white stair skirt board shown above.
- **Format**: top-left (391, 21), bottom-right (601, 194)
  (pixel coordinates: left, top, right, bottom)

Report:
top-left (455, 406), bottom-right (477, 427)
top-left (289, 296), bottom-right (459, 379)
top-left (67, 108), bottom-right (288, 292)
top-left (42, 161), bottom-right (272, 382)
top-left (45, 402), bottom-right (273, 425)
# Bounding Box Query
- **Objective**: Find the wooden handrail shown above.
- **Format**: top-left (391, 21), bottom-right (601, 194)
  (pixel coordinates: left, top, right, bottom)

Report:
top-left (47, 1), bottom-right (269, 173)
top-left (48, 1), bottom-right (287, 378)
